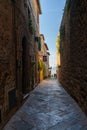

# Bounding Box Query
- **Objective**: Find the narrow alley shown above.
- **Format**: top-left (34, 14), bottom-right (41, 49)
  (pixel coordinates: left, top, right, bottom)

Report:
top-left (3, 78), bottom-right (87, 130)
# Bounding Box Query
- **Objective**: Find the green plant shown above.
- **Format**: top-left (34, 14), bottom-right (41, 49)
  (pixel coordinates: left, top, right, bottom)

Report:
top-left (41, 62), bottom-right (46, 78)
top-left (35, 36), bottom-right (39, 42)
top-left (38, 60), bottom-right (46, 78)
top-left (38, 62), bottom-right (42, 71)
top-left (56, 33), bottom-right (60, 53)
top-left (29, 20), bottom-right (35, 34)
top-left (29, 20), bottom-right (32, 26)
top-left (38, 37), bottom-right (41, 51)
top-left (31, 61), bottom-right (36, 66)
top-left (65, 0), bottom-right (71, 13)
top-left (60, 25), bottom-right (65, 42)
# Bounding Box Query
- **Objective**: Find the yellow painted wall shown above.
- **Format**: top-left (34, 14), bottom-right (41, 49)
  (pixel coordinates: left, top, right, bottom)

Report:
top-left (40, 70), bottom-right (43, 81)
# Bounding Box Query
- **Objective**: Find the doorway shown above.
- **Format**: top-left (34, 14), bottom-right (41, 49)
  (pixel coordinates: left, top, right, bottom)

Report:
top-left (22, 37), bottom-right (27, 94)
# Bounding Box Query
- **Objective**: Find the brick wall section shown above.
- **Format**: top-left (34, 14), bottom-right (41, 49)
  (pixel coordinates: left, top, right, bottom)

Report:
top-left (59, 0), bottom-right (87, 115)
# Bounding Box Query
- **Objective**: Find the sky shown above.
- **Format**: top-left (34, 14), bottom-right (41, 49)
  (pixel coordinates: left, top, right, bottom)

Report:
top-left (40, 0), bottom-right (66, 68)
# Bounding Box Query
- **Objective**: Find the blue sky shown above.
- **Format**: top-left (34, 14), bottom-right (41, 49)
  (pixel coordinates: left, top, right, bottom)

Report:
top-left (40, 0), bottom-right (66, 67)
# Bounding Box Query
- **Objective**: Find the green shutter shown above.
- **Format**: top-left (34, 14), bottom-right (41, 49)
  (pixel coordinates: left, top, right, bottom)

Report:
top-left (38, 37), bottom-right (41, 51)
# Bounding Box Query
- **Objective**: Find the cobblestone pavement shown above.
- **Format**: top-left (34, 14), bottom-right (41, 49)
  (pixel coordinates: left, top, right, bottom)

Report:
top-left (3, 78), bottom-right (87, 130)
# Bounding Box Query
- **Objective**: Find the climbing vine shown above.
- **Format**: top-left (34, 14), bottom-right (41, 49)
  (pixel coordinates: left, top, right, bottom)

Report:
top-left (65, 0), bottom-right (71, 14)
top-left (60, 25), bottom-right (65, 42)
top-left (29, 19), bottom-right (36, 34)
top-left (38, 60), bottom-right (46, 79)
top-left (56, 33), bottom-right (61, 54)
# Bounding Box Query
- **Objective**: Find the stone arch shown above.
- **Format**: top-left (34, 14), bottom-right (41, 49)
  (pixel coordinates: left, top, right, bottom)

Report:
top-left (16, 26), bottom-right (31, 96)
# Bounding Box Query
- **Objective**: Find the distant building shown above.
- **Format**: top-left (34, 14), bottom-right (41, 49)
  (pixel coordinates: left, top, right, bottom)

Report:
top-left (47, 52), bottom-right (50, 76)
top-left (38, 34), bottom-right (45, 81)
top-left (44, 43), bottom-right (50, 77)
top-left (38, 34), bottom-right (50, 81)
top-left (56, 32), bottom-right (61, 67)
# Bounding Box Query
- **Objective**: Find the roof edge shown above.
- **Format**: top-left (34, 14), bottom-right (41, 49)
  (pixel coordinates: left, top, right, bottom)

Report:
top-left (37, 0), bottom-right (42, 14)
top-left (44, 43), bottom-right (49, 50)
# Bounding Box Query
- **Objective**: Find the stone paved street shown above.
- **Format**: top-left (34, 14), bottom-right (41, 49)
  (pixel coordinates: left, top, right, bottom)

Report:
top-left (3, 79), bottom-right (87, 130)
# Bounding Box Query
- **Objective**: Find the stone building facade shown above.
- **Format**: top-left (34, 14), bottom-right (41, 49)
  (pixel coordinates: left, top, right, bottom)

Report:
top-left (0, 0), bottom-right (41, 128)
top-left (38, 34), bottom-right (50, 81)
top-left (44, 43), bottom-right (50, 77)
top-left (57, 0), bottom-right (87, 114)
top-left (38, 34), bottom-right (45, 81)
top-left (56, 32), bottom-right (61, 67)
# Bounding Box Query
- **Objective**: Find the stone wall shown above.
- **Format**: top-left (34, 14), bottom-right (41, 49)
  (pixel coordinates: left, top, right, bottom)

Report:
top-left (59, 0), bottom-right (87, 115)
top-left (0, 0), bottom-right (41, 128)
top-left (0, 1), bottom-right (16, 127)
